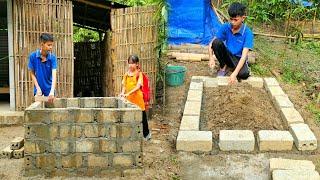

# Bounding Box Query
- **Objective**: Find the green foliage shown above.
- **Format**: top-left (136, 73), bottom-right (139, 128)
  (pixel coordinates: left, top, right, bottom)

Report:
top-left (73, 26), bottom-right (99, 42)
top-left (114, 0), bottom-right (159, 6)
top-left (307, 103), bottom-right (320, 123)
top-left (250, 64), bottom-right (269, 76)
top-left (281, 59), bottom-right (306, 84)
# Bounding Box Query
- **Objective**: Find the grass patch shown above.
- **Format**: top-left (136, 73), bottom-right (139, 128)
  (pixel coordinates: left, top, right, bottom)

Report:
top-left (307, 103), bottom-right (320, 123)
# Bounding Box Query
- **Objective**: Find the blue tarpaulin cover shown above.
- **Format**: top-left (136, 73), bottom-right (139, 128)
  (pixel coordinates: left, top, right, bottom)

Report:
top-left (167, 0), bottom-right (222, 45)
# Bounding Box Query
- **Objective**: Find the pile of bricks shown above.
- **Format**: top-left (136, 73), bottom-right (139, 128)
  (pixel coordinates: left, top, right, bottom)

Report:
top-left (176, 76), bottom-right (318, 153)
top-left (24, 97), bottom-right (144, 178)
top-left (1, 137), bottom-right (25, 159)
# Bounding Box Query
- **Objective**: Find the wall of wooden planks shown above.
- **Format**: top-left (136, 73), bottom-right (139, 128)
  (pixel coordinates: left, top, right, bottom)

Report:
top-left (12, 0), bottom-right (73, 110)
top-left (110, 6), bottom-right (158, 105)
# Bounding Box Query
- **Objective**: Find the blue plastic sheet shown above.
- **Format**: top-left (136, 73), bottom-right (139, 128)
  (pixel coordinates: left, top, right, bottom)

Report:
top-left (167, 0), bottom-right (222, 45)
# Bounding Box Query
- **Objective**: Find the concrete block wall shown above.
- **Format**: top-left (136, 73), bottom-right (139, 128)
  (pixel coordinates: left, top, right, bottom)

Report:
top-left (24, 97), bottom-right (143, 177)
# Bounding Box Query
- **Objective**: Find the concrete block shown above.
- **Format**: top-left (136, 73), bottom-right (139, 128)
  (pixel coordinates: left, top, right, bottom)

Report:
top-left (24, 156), bottom-right (34, 170)
top-left (186, 90), bottom-right (202, 102)
top-left (180, 115), bottom-right (200, 131)
top-left (119, 124), bottom-right (134, 138)
top-left (25, 125), bottom-right (50, 139)
top-left (1, 146), bottom-right (13, 158)
top-left (100, 169), bottom-right (122, 177)
top-left (52, 98), bottom-right (67, 108)
top-left (71, 125), bottom-right (82, 138)
top-left (98, 97), bottom-right (118, 108)
top-left (217, 77), bottom-right (229, 86)
top-left (51, 109), bottom-right (72, 123)
top-left (280, 108), bottom-right (304, 125)
top-left (0, 111), bottom-right (24, 126)
top-left (266, 86), bottom-right (286, 97)
top-left (242, 76), bottom-right (264, 88)
top-left (96, 109), bottom-right (120, 123)
top-left (35, 154), bottom-right (57, 169)
top-left (122, 140), bottom-right (142, 153)
top-left (189, 82), bottom-right (203, 91)
top-left (50, 125), bottom-right (59, 139)
top-left (258, 130), bottom-right (293, 151)
top-left (176, 131), bottom-right (212, 152)
top-left (80, 97), bottom-right (96, 108)
top-left (204, 78), bottom-right (218, 87)
top-left (273, 95), bottom-right (294, 110)
top-left (52, 140), bottom-right (72, 153)
top-left (83, 124), bottom-right (99, 138)
top-left (59, 125), bottom-right (71, 138)
top-left (100, 139), bottom-right (117, 153)
top-left (289, 123), bottom-right (317, 151)
top-left (264, 77), bottom-right (280, 87)
top-left (134, 153), bottom-right (143, 167)
top-left (183, 101), bottom-right (201, 116)
top-left (11, 137), bottom-right (24, 150)
top-left (272, 170), bottom-right (320, 180)
top-left (76, 109), bottom-right (94, 123)
top-left (122, 108), bottom-right (142, 123)
top-left (24, 109), bottom-right (51, 124)
top-left (13, 147), bottom-right (24, 159)
top-left (191, 76), bottom-right (208, 83)
top-left (88, 155), bottom-right (109, 168)
top-left (269, 158), bottom-right (315, 171)
top-left (76, 140), bottom-right (95, 153)
top-left (61, 154), bottom-right (82, 168)
top-left (219, 130), bottom-right (255, 152)
top-left (113, 154), bottom-right (133, 167)
top-left (67, 98), bottom-right (79, 108)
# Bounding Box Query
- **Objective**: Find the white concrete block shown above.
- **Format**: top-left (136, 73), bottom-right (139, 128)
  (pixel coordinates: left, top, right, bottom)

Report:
top-left (273, 170), bottom-right (320, 180)
top-left (242, 76), bottom-right (264, 88)
top-left (266, 86), bottom-right (286, 97)
top-left (180, 116), bottom-right (200, 131)
top-left (289, 123), bottom-right (317, 151)
top-left (219, 130), bottom-right (255, 152)
top-left (183, 101), bottom-right (201, 116)
top-left (269, 158), bottom-right (315, 171)
top-left (189, 82), bottom-right (203, 91)
top-left (280, 108), bottom-right (304, 125)
top-left (273, 95), bottom-right (294, 110)
top-left (204, 78), bottom-right (218, 87)
top-left (176, 131), bottom-right (212, 152)
top-left (264, 77), bottom-right (280, 87)
top-left (258, 130), bottom-right (293, 151)
top-left (186, 90), bottom-right (202, 102)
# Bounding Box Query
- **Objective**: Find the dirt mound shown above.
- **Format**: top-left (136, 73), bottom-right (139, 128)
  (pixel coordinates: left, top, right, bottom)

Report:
top-left (201, 83), bottom-right (284, 137)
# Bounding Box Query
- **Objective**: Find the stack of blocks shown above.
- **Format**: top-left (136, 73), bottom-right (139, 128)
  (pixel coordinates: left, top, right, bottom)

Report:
top-left (177, 76), bottom-right (318, 153)
top-left (1, 137), bottom-right (25, 159)
top-left (24, 97), bottom-right (144, 177)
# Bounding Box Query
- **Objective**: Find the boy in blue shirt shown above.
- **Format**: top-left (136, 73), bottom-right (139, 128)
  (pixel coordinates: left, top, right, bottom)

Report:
top-left (28, 33), bottom-right (57, 103)
top-left (208, 2), bottom-right (254, 84)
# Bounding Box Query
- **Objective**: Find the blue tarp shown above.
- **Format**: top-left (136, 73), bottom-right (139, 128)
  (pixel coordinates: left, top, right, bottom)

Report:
top-left (290, 0), bottom-right (313, 7)
top-left (167, 0), bottom-right (222, 45)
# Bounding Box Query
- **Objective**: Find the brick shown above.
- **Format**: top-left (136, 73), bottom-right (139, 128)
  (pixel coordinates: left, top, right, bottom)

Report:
top-left (25, 101), bottom-right (43, 110)
top-left (71, 125), bottom-right (82, 138)
top-left (67, 98), bottom-right (79, 108)
top-left (52, 140), bottom-right (73, 153)
top-left (24, 156), bottom-right (34, 170)
top-left (242, 76), bottom-right (264, 88)
top-left (52, 98), bottom-right (67, 108)
top-left (100, 139), bottom-right (117, 153)
top-left (1, 145), bottom-right (13, 158)
top-left (100, 169), bottom-right (122, 177)
top-left (11, 137), bottom-right (24, 150)
top-left (83, 124), bottom-right (99, 137)
top-left (134, 153), bottom-right (143, 167)
top-left (122, 140), bottom-right (142, 152)
top-left (13, 147), bottom-right (24, 159)
top-left (110, 125), bottom-right (117, 138)
top-left (24, 109), bottom-right (51, 124)
top-left (0, 111), bottom-right (24, 126)
top-left (96, 109), bottom-right (120, 123)
top-left (76, 140), bottom-right (96, 153)
top-left (189, 82), bottom-right (203, 91)
top-left (280, 108), bottom-right (304, 125)
top-left (98, 125), bottom-right (108, 137)
top-left (24, 169), bottom-right (44, 177)
top-left (289, 123), bottom-right (317, 151)
top-left (59, 125), bottom-right (71, 138)
top-left (24, 140), bottom-right (50, 154)
top-left (186, 90), bottom-right (202, 102)
top-left (217, 77), bottom-right (229, 86)
top-left (180, 115), bottom-right (199, 131)
top-left (122, 108), bottom-right (142, 123)
top-left (36, 154), bottom-right (57, 169)
top-left (266, 86), bottom-right (286, 97)
top-left (87, 154), bottom-right (109, 168)
top-left (258, 130), bottom-right (293, 151)
top-left (25, 125), bottom-right (49, 139)
top-left (76, 109), bottom-right (94, 123)
top-left (269, 158), bottom-right (315, 171)
top-left (98, 97), bottom-right (118, 108)
top-left (80, 97), bottom-right (97, 108)
top-left (219, 130), bottom-right (255, 152)
top-left (51, 109), bottom-right (72, 123)
top-left (191, 76), bottom-right (208, 83)
top-left (204, 78), bottom-right (218, 87)
top-left (113, 154), bottom-right (133, 167)
top-left (176, 131), bottom-right (212, 152)
top-left (273, 95), bottom-right (294, 110)
top-left (119, 124), bottom-right (133, 138)
top-left (183, 101), bottom-right (201, 116)
top-left (123, 168), bottom-right (144, 176)
top-left (272, 170), bottom-right (320, 180)
top-left (50, 125), bottom-right (59, 139)
top-left (264, 77), bottom-right (280, 87)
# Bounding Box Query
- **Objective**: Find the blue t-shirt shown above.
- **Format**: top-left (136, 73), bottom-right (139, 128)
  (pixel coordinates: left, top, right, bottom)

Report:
top-left (215, 23), bottom-right (254, 57)
top-left (28, 49), bottom-right (57, 96)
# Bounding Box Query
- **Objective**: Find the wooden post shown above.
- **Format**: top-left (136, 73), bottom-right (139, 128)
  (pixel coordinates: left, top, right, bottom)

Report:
top-left (7, 0), bottom-right (15, 111)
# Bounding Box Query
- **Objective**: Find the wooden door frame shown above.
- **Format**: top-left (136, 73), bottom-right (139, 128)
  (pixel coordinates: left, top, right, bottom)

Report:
top-left (7, 0), bottom-right (15, 110)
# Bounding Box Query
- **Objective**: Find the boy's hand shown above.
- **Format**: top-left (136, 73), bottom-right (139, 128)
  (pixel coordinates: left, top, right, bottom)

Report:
top-left (35, 88), bottom-right (42, 96)
top-left (48, 95), bottom-right (55, 103)
top-left (229, 73), bottom-right (237, 84)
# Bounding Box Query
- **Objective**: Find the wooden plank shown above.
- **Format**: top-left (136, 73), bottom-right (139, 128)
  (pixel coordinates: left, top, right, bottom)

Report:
top-left (0, 87), bottom-right (10, 94)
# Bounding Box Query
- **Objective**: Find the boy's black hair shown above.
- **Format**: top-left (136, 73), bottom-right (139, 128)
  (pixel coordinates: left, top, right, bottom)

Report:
top-left (228, 2), bottom-right (246, 18)
top-left (128, 54), bottom-right (139, 63)
top-left (40, 33), bottom-right (54, 43)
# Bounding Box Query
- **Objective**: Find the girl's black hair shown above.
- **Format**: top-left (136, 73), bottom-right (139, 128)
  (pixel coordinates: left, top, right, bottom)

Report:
top-left (228, 2), bottom-right (246, 18)
top-left (128, 54), bottom-right (139, 63)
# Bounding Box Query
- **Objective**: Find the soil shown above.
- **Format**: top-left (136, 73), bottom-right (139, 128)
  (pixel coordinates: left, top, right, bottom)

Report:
top-left (201, 84), bottom-right (284, 138)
